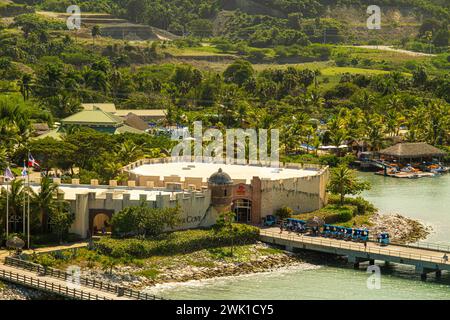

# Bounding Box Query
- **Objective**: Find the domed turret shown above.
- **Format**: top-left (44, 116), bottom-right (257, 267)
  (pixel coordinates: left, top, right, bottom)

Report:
top-left (208, 168), bottom-right (233, 186)
top-left (208, 168), bottom-right (234, 212)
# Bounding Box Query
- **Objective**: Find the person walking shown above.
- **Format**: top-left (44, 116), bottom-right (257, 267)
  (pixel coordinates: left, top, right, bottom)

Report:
top-left (443, 253), bottom-right (448, 262)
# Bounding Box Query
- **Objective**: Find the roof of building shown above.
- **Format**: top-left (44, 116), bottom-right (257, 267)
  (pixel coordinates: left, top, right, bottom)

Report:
top-left (124, 113), bottom-right (150, 131)
top-left (114, 109), bottom-right (167, 118)
top-left (208, 168), bottom-right (233, 185)
top-left (31, 123), bottom-right (50, 132)
top-left (34, 129), bottom-right (62, 141)
top-left (130, 162), bottom-right (320, 184)
top-left (114, 124), bottom-right (144, 135)
top-left (62, 109), bottom-right (124, 126)
top-left (81, 103), bottom-right (117, 113)
top-left (379, 142), bottom-right (447, 158)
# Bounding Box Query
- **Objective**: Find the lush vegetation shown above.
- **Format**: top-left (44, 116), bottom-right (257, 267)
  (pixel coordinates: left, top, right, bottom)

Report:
top-left (110, 202), bottom-right (181, 238)
top-left (0, 177), bottom-right (74, 244)
top-left (293, 195), bottom-right (376, 227)
top-left (94, 225), bottom-right (259, 259)
top-left (0, 0), bottom-right (449, 245)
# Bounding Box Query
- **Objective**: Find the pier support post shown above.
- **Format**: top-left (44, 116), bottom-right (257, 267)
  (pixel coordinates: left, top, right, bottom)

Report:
top-left (420, 273), bottom-right (427, 281)
top-left (285, 245), bottom-right (294, 252)
top-left (436, 270), bottom-right (442, 278)
top-left (369, 259), bottom-right (375, 265)
top-left (353, 262), bottom-right (360, 269)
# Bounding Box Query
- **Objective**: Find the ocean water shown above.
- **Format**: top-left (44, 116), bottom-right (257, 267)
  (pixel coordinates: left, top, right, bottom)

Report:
top-left (146, 174), bottom-right (450, 300)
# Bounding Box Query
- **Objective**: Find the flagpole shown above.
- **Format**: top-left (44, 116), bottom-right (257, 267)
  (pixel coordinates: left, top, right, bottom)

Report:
top-left (6, 172), bottom-right (9, 240)
top-left (27, 151), bottom-right (31, 249)
top-left (23, 161), bottom-right (26, 236)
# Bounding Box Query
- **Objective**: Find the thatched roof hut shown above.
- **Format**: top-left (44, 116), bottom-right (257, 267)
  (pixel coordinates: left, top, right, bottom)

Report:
top-left (379, 142), bottom-right (446, 159)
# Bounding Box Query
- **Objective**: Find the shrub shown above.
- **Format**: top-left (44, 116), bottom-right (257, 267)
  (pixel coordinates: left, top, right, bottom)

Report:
top-left (328, 195), bottom-right (376, 215)
top-left (336, 206), bottom-right (355, 222)
top-left (319, 154), bottom-right (340, 167)
top-left (274, 206), bottom-right (293, 219)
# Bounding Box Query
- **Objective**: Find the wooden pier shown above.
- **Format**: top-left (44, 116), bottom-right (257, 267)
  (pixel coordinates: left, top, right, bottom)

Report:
top-left (260, 228), bottom-right (450, 280)
top-left (0, 257), bottom-right (165, 300)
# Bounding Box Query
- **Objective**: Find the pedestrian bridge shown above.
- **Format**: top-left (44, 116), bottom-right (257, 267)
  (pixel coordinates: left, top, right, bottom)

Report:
top-left (259, 228), bottom-right (450, 280)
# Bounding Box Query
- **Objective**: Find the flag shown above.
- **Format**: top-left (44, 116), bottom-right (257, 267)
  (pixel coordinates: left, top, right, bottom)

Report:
top-left (21, 165), bottom-right (28, 177)
top-left (4, 167), bottom-right (15, 181)
top-left (28, 154), bottom-right (40, 168)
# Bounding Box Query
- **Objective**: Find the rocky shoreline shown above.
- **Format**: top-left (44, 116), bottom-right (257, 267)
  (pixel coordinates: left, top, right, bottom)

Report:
top-left (80, 243), bottom-right (310, 289)
top-left (0, 281), bottom-right (58, 300)
top-left (368, 212), bottom-right (432, 243)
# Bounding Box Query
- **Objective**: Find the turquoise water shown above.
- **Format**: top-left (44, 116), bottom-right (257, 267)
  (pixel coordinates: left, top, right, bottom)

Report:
top-left (359, 172), bottom-right (450, 243)
top-left (147, 174), bottom-right (450, 300)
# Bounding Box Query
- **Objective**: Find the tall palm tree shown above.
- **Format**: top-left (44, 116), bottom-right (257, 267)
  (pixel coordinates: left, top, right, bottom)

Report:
top-left (0, 179), bottom-right (25, 233)
top-left (364, 115), bottom-right (384, 151)
top-left (18, 74), bottom-right (33, 101)
top-left (91, 25), bottom-right (101, 45)
top-left (327, 165), bottom-right (370, 206)
top-left (30, 177), bottom-right (59, 233)
top-left (384, 109), bottom-right (404, 137)
top-left (330, 128), bottom-right (348, 156)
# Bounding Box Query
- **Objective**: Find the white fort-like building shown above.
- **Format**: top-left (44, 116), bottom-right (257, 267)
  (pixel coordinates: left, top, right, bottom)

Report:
top-left (2, 158), bottom-right (329, 237)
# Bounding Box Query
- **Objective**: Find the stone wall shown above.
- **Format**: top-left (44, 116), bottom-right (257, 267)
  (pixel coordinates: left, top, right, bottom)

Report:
top-left (259, 168), bottom-right (328, 216)
top-left (65, 187), bottom-right (215, 238)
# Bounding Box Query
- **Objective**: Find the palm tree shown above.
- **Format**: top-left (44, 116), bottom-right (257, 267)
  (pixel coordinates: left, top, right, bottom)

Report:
top-left (0, 145), bottom-right (8, 171)
top-left (327, 165), bottom-right (370, 206)
top-left (91, 25), bottom-right (101, 45)
top-left (329, 129), bottom-right (348, 156)
top-left (30, 177), bottom-right (59, 233)
top-left (18, 74), bottom-right (33, 101)
top-left (384, 109), bottom-right (404, 137)
top-left (0, 179), bottom-right (25, 233)
top-left (117, 140), bottom-right (144, 164)
top-left (363, 115), bottom-right (384, 151)
top-left (424, 100), bottom-right (449, 145)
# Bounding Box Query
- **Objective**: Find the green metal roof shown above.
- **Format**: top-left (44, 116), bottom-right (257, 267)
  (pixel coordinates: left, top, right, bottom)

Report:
top-left (33, 129), bottom-right (62, 141)
top-left (114, 124), bottom-right (145, 134)
top-left (62, 110), bottom-right (124, 126)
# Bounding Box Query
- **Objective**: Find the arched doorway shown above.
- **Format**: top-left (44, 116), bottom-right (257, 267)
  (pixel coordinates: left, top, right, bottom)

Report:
top-left (232, 199), bottom-right (252, 223)
top-left (89, 209), bottom-right (113, 235)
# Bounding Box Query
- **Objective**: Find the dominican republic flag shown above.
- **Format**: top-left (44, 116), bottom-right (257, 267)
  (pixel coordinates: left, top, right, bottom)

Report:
top-left (4, 167), bottom-right (15, 181)
top-left (28, 154), bottom-right (40, 168)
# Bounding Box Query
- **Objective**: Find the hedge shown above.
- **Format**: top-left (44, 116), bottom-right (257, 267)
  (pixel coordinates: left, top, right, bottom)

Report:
top-left (94, 225), bottom-right (260, 259)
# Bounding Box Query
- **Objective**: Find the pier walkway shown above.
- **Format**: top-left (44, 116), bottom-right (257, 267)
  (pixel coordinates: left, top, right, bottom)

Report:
top-left (260, 228), bottom-right (450, 280)
top-left (0, 257), bottom-right (165, 300)
top-left (0, 263), bottom-right (130, 300)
